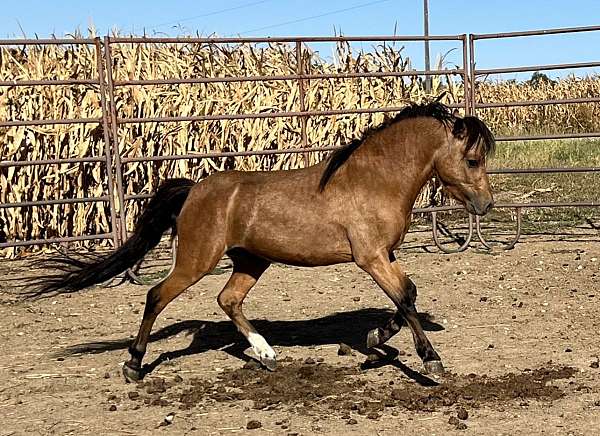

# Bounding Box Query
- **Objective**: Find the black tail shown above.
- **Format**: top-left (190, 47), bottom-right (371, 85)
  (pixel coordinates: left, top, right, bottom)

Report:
top-left (27, 178), bottom-right (195, 298)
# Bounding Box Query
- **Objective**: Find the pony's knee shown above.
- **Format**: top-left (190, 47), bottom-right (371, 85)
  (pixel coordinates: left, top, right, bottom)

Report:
top-left (395, 277), bottom-right (417, 309)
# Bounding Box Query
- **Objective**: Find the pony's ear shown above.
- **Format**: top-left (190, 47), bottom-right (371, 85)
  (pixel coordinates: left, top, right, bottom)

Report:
top-left (452, 118), bottom-right (467, 139)
top-left (452, 108), bottom-right (460, 117)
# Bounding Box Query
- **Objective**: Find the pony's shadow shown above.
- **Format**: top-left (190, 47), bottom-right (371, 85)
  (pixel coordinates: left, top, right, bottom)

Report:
top-left (61, 308), bottom-right (444, 386)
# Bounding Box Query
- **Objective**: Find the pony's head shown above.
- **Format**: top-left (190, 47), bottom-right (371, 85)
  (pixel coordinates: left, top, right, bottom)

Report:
top-left (434, 115), bottom-right (496, 216)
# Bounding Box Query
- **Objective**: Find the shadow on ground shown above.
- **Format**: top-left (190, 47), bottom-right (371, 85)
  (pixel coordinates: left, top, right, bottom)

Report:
top-left (59, 308), bottom-right (443, 382)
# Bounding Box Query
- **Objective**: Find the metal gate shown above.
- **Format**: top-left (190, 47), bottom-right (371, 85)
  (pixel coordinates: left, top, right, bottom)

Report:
top-left (1, 26), bottom-right (599, 253)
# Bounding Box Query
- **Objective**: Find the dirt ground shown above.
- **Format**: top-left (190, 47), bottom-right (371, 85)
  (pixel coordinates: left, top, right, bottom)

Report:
top-left (1, 227), bottom-right (599, 436)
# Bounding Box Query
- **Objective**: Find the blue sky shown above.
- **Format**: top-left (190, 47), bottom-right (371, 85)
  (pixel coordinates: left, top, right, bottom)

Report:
top-left (2, 0), bottom-right (599, 78)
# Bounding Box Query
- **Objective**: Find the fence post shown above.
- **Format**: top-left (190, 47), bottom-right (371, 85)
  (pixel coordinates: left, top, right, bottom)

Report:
top-left (423, 0), bottom-right (432, 93)
top-left (468, 34), bottom-right (477, 115)
top-left (102, 36), bottom-right (128, 245)
top-left (295, 41), bottom-right (310, 166)
top-left (94, 37), bottom-right (121, 247)
top-left (461, 34), bottom-right (471, 116)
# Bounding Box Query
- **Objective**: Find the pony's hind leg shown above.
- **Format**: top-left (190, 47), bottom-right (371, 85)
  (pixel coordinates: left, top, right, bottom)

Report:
top-left (217, 250), bottom-right (275, 370)
top-left (123, 245), bottom-right (223, 382)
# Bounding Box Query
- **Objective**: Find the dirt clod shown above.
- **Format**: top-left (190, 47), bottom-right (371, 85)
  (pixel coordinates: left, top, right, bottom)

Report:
top-left (247, 420), bottom-right (262, 429)
top-left (338, 343), bottom-right (352, 356)
top-left (457, 407), bottom-right (468, 420)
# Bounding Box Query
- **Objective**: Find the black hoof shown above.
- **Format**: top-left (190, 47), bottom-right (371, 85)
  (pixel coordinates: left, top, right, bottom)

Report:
top-left (122, 363), bottom-right (144, 383)
top-left (423, 360), bottom-right (445, 375)
top-left (366, 328), bottom-right (382, 349)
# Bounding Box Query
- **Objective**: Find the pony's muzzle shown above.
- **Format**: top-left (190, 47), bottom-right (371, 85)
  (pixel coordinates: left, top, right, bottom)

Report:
top-left (465, 191), bottom-right (494, 216)
top-left (470, 195), bottom-right (494, 216)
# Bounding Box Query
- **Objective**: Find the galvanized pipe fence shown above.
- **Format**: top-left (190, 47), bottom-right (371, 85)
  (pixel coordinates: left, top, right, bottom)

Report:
top-left (1, 26), bottom-right (599, 254)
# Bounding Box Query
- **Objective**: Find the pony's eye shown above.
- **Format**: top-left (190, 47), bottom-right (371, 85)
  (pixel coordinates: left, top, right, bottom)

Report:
top-left (466, 159), bottom-right (479, 168)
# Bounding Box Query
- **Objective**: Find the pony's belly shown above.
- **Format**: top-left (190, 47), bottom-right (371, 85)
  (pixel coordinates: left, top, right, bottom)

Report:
top-left (239, 224), bottom-right (353, 267)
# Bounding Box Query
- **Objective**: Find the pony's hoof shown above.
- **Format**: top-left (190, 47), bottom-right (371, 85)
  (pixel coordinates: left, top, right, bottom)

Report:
top-left (366, 328), bottom-right (382, 349)
top-left (423, 360), bottom-right (445, 375)
top-left (122, 363), bottom-right (144, 383)
top-left (261, 357), bottom-right (277, 372)
top-left (244, 347), bottom-right (277, 371)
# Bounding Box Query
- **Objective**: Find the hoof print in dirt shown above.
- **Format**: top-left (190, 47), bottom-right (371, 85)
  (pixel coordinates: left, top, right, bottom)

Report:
top-left (246, 419), bottom-right (262, 430)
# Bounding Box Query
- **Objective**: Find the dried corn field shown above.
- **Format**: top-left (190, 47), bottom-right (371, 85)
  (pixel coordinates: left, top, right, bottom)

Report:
top-left (477, 76), bottom-right (600, 136)
top-left (1, 37), bottom-right (599, 257)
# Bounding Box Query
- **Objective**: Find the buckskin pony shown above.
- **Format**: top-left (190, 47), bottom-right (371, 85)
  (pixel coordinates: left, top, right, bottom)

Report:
top-left (31, 101), bottom-right (495, 382)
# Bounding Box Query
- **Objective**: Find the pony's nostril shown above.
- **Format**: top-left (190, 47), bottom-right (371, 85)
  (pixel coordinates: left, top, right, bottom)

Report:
top-left (485, 200), bottom-right (494, 213)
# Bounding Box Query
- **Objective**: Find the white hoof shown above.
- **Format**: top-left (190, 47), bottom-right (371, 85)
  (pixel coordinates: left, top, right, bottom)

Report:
top-left (246, 332), bottom-right (277, 371)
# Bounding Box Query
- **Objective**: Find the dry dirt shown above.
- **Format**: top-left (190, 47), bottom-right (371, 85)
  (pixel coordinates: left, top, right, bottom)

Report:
top-left (1, 228), bottom-right (599, 435)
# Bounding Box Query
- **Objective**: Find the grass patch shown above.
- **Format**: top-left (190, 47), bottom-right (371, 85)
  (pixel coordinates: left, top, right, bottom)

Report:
top-left (486, 138), bottom-right (599, 228)
top-left (492, 138), bottom-right (600, 168)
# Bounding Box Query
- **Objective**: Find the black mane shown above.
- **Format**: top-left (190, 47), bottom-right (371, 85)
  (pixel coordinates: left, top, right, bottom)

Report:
top-left (318, 101), bottom-right (495, 191)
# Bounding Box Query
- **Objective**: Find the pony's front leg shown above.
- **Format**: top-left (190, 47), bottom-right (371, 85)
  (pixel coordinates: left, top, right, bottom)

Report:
top-left (356, 251), bottom-right (444, 374)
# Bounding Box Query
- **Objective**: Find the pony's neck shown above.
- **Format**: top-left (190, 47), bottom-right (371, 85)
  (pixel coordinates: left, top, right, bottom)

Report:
top-left (347, 117), bottom-right (445, 209)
